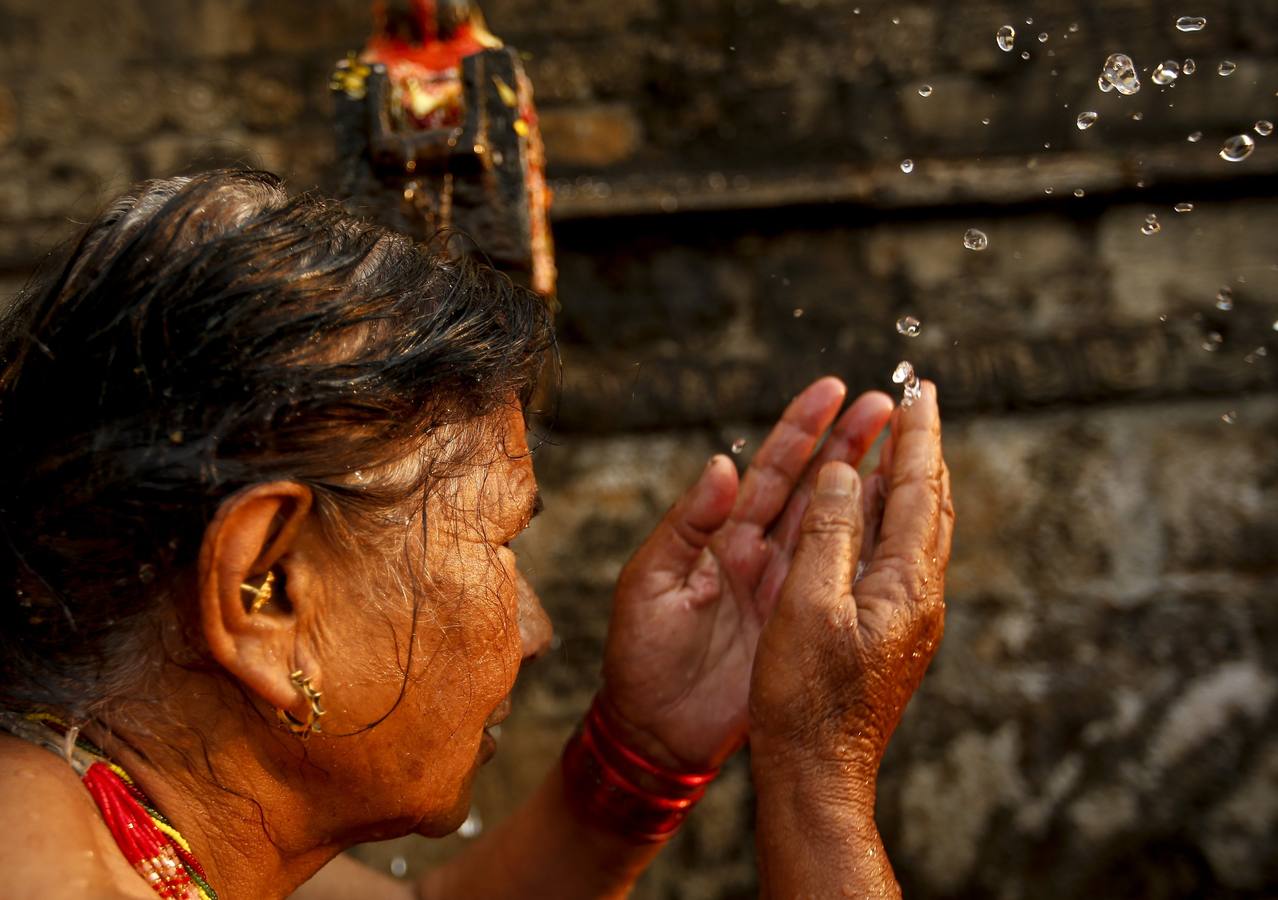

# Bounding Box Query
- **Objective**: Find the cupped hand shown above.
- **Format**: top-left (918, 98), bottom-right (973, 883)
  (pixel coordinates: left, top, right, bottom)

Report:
top-left (747, 380), bottom-right (953, 792)
top-left (599, 378), bottom-right (895, 771)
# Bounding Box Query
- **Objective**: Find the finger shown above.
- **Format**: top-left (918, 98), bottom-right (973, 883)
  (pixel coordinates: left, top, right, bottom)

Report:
top-left (630, 455), bottom-right (739, 584)
top-left (780, 461), bottom-right (864, 619)
top-left (860, 381), bottom-right (944, 600)
top-left (935, 460), bottom-right (954, 570)
top-left (731, 377), bottom-right (847, 528)
top-left (857, 470), bottom-right (886, 575)
top-left (769, 391), bottom-right (894, 557)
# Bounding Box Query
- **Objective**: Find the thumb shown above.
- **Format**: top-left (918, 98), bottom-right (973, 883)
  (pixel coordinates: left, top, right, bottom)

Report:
top-left (781, 461), bottom-right (863, 618)
top-left (630, 454), bottom-right (738, 583)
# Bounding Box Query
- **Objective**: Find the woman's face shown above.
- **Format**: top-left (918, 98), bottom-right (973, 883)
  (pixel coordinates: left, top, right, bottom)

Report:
top-left (296, 403), bottom-right (550, 841)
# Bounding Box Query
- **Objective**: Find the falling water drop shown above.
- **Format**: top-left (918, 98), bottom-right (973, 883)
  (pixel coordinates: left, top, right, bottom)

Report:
top-left (1141, 214), bottom-right (1162, 235)
top-left (1097, 75), bottom-right (1114, 92)
top-left (896, 315), bottom-right (922, 337)
top-left (1100, 53), bottom-right (1141, 95)
top-left (1175, 15), bottom-right (1207, 31)
top-left (1021, 50), bottom-right (1031, 60)
top-left (1219, 133), bottom-right (1255, 162)
top-left (1076, 110), bottom-right (1099, 130)
top-left (1217, 60), bottom-right (1236, 76)
top-left (1152, 60), bottom-right (1181, 84)
top-left (1187, 130), bottom-right (1203, 142)
top-left (1038, 32), bottom-right (1049, 43)
top-left (731, 438), bottom-right (748, 455)
top-left (390, 857), bottom-right (408, 878)
top-left (1174, 201), bottom-right (1194, 213)
top-left (1074, 188), bottom-right (1086, 197)
top-left (1201, 331), bottom-right (1223, 351)
top-left (900, 158), bottom-right (915, 173)
top-left (1131, 111), bottom-right (1145, 121)
top-left (792, 308), bottom-right (804, 318)
top-left (1255, 120), bottom-right (1274, 137)
top-left (891, 361), bottom-right (923, 408)
top-left (459, 807), bottom-right (484, 839)
top-left (1215, 286), bottom-right (1234, 311)
top-left (996, 25), bottom-right (1016, 52)
top-left (1220, 410), bottom-right (1237, 424)
top-left (918, 84), bottom-right (934, 97)
top-left (963, 228), bottom-right (989, 251)
top-left (1182, 58), bottom-right (1197, 74)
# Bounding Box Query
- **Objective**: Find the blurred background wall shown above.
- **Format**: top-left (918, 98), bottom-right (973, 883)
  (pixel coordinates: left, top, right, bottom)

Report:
top-left (2, 1), bottom-right (1277, 897)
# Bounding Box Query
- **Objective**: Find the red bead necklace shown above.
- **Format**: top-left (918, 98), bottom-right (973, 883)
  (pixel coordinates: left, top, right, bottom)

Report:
top-left (0, 714), bottom-right (217, 900)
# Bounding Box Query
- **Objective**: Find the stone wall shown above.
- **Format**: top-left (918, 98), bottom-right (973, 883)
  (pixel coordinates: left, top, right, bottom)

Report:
top-left (1, 1), bottom-right (1276, 897)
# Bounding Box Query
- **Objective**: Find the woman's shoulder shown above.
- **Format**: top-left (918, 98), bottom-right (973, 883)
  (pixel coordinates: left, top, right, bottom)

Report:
top-left (0, 735), bottom-right (151, 899)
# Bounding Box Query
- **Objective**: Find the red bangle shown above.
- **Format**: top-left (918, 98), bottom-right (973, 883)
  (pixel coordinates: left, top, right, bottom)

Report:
top-left (561, 697), bottom-right (720, 843)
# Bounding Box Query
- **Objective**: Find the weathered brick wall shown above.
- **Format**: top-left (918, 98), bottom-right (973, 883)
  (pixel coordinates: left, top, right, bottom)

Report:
top-left (1, 1), bottom-right (1276, 898)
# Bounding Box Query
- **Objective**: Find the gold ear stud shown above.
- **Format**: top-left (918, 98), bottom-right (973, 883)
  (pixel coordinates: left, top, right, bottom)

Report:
top-left (240, 571), bottom-right (276, 614)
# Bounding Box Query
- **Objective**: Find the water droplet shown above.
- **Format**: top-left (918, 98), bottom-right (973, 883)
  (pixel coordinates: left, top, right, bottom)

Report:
top-left (1220, 410), bottom-right (1237, 424)
top-left (1074, 188), bottom-right (1086, 197)
top-left (138, 563), bottom-right (156, 584)
top-left (1182, 58), bottom-right (1197, 74)
top-left (1038, 32), bottom-right (1049, 43)
top-left (1100, 53), bottom-right (1141, 95)
top-left (963, 228), bottom-right (989, 251)
top-left (1201, 331), bottom-right (1223, 351)
top-left (1025, 17), bottom-right (1034, 25)
top-left (390, 857), bottom-right (408, 878)
top-left (1076, 110), bottom-right (1099, 129)
top-left (1152, 60), bottom-right (1181, 84)
top-left (731, 438), bottom-right (748, 454)
top-left (896, 315), bottom-right (922, 337)
top-left (1176, 16), bottom-right (1207, 32)
top-left (900, 158), bottom-right (915, 173)
top-left (1255, 120), bottom-right (1274, 137)
top-left (891, 16), bottom-right (901, 25)
top-left (1188, 130), bottom-right (1203, 142)
top-left (1217, 60), bottom-right (1236, 76)
top-left (459, 806), bottom-right (484, 838)
top-left (1097, 75), bottom-right (1114, 93)
top-left (1219, 134), bottom-right (1255, 162)
top-left (996, 25), bottom-right (1016, 51)
top-left (1044, 187), bottom-right (1055, 194)
top-left (1174, 202), bottom-right (1194, 213)
top-left (981, 117), bottom-right (991, 125)
top-left (793, 308), bottom-right (804, 318)
top-left (1021, 50), bottom-right (1031, 60)
top-left (891, 361), bottom-right (923, 408)
top-left (1215, 286), bottom-right (1234, 310)
top-left (1141, 214), bottom-right (1162, 235)
top-left (918, 84), bottom-right (934, 97)
top-left (1131, 112), bottom-right (1144, 121)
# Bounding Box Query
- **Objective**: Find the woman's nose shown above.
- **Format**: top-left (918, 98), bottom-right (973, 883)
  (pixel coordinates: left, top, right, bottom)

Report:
top-left (515, 570), bottom-right (553, 661)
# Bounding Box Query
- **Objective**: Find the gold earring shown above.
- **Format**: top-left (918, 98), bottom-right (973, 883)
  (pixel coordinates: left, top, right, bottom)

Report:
top-left (241, 571), bottom-right (275, 614)
top-left (277, 669), bottom-right (326, 739)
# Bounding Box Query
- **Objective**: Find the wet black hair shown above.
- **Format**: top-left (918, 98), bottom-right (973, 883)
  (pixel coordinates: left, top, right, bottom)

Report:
top-left (0, 168), bottom-right (556, 720)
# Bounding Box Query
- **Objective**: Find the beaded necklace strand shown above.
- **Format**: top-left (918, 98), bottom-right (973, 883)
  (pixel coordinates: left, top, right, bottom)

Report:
top-left (0, 713), bottom-right (218, 900)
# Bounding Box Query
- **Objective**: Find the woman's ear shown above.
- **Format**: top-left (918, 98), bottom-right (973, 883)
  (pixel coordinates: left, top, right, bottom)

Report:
top-left (197, 481), bottom-right (319, 722)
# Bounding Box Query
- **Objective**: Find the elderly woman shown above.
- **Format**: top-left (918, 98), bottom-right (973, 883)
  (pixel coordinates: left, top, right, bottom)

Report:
top-left (0, 170), bottom-right (951, 899)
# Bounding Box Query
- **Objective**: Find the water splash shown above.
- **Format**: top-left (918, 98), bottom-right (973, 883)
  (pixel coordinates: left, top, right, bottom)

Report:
top-left (1076, 110), bottom-right (1099, 130)
top-left (963, 228), bottom-right (990, 251)
top-left (1176, 16), bottom-right (1207, 31)
top-left (892, 361), bottom-right (923, 408)
top-left (1100, 53), bottom-right (1141, 95)
top-left (1219, 134), bottom-right (1255, 162)
top-left (1152, 60), bottom-right (1181, 84)
top-left (996, 25), bottom-right (1016, 52)
top-left (896, 315), bottom-right (922, 337)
